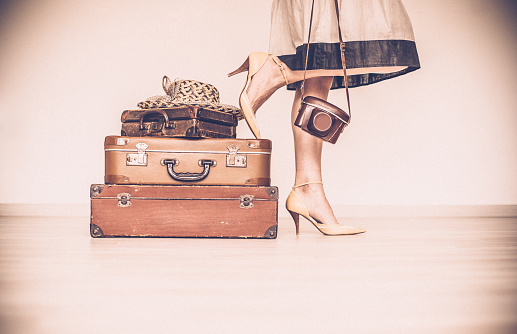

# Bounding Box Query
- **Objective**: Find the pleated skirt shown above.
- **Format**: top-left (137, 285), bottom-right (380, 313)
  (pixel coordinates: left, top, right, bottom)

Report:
top-left (269, 0), bottom-right (421, 89)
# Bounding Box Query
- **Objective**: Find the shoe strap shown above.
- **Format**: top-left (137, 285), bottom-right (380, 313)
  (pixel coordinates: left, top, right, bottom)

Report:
top-left (292, 181), bottom-right (323, 189)
top-left (272, 57), bottom-right (289, 86)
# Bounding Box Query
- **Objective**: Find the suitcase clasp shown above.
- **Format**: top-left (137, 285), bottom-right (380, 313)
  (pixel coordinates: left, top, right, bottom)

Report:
top-left (226, 144), bottom-right (247, 168)
top-left (240, 195), bottom-right (254, 209)
top-left (117, 193), bottom-right (131, 207)
top-left (126, 143), bottom-right (148, 166)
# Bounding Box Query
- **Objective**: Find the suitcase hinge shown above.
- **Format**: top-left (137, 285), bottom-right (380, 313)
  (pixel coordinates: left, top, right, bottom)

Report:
top-left (126, 143), bottom-right (148, 166)
top-left (117, 193), bottom-right (131, 207)
top-left (226, 144), bottom-right (247, 168)
top-left (240, 195), bottom-right (254, 209)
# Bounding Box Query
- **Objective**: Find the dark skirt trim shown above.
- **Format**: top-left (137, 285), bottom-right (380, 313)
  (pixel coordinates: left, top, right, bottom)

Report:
top-left (278, 39), bottom-right (421, 89)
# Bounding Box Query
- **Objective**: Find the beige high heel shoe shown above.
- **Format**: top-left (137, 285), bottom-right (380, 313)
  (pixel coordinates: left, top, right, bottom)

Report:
top-left (228, 52), bottom-right (289, 139)
top-left (285, 181), bottom-right (366, 236)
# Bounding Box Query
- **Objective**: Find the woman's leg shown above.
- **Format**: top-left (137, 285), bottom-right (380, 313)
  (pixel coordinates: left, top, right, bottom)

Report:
top-left (245, 54), bottom-right (404, 114)
top-left (290, 76), bottom-right (341, 226)
top-left (245, 56), bottom-right (343, 112)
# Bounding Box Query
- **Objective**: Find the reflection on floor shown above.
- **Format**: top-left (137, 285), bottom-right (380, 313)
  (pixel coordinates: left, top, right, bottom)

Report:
top-left (1, 216), bottom-right (516, 334)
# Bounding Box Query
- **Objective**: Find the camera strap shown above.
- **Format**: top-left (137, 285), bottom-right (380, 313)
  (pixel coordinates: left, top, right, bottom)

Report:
top-left (301, 0), bottom-right (351, 121)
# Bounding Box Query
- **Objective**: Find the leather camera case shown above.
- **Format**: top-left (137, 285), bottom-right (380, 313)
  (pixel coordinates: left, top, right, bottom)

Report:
top-left (294, 96), bottom-right (350, 144)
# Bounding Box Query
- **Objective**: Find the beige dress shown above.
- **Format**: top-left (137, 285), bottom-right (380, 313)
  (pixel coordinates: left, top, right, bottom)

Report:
top-left (269, 0), bottom-right (420, 89)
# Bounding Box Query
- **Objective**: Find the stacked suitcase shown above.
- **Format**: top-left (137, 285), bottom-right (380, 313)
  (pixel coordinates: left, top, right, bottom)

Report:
top-left (90, 81), bottom-right (278, 239)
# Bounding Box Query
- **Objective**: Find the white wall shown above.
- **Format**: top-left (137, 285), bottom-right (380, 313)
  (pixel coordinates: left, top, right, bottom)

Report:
top-left (1, 0), bottom-right (516, 207)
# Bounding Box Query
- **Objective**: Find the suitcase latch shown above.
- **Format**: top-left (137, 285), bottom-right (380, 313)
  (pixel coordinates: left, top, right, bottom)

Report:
top-left (240, 195), bottom-right (254, 209)
top-left (117, 193), bottom-right (131, 207)
top-left (141, 122), bottom-right (163, 132)
top-left (126, 143), bottom-right (148, 166)
top-left (226, 144), bottom-right (247, 168)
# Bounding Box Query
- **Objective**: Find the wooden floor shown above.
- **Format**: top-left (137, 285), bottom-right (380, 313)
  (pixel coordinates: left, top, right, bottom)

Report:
top-left (0, 215), bottom-right (516, 334)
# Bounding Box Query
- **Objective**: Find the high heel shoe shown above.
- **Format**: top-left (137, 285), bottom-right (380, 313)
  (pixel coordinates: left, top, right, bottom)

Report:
top-left (285, 181), bottom-right (366, 236)
top-left (228, 52), bottom-right (289, 139)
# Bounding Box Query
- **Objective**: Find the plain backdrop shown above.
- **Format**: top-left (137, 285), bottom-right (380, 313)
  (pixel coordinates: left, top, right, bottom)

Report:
top-left (0, 0), bottom-right (516, 209)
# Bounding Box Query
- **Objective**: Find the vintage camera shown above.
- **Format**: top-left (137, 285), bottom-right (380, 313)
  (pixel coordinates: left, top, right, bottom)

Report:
top-left (294, 96), bottom-right (350, 144)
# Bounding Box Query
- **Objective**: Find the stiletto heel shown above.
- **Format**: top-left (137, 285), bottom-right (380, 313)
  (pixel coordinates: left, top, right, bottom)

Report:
top-left (288, 210), bottom-right (300, 235)
top-left (227, 57), bottom-right (250, 77)
top-left (227, 52), bottom-right (289, 139)
top-left (285, 182), bottom-right (366, 236)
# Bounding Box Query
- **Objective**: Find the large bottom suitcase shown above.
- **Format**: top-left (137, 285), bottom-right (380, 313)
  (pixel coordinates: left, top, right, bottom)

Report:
top-left (104, 136), bottom-right (272, 186)
top-left (90, 184), bottom-right (278, 238)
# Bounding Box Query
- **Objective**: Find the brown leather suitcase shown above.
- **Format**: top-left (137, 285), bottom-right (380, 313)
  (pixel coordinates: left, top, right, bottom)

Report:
top-left (121, 107), bottom-right (237, 138)
top-left (90, 184), bottom-right (278, 238)
top-left (104, 136), bottom-right (272, 186)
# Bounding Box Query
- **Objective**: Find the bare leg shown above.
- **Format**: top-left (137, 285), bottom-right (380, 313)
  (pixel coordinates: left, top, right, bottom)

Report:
top-left (246, 55), bottom-right (405, 113)
top-left (246, 56), bottom-right (343, 112)
top-left (290, 76), bottom-right (341, 226)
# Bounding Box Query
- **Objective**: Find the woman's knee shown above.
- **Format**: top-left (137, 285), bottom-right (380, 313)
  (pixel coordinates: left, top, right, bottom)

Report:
top-left (300, 76), bottom-right (333, 98)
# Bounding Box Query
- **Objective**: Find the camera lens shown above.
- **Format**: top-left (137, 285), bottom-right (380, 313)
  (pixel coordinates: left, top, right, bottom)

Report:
top-left (312, 112), bottom-right (332, 132)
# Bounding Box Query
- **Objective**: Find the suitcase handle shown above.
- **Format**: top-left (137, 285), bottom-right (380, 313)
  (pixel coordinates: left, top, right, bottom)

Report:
top-left (163, 159), bottom-right (216, 182)
top-left (139, 109), bottom-right (172, 130)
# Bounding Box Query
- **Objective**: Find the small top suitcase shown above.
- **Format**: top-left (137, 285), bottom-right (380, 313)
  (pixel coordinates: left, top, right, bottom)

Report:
top-left (121, 107), bottom-right (238, 139)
